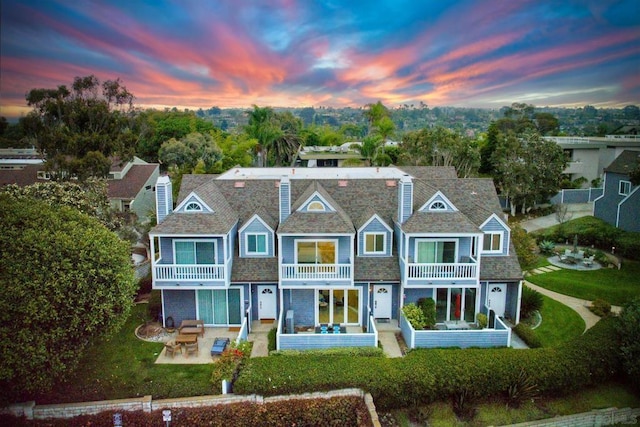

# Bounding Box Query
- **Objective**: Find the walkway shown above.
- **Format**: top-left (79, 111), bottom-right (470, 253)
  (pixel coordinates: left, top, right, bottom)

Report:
top-left (519, 203), bottom-right (593, 233)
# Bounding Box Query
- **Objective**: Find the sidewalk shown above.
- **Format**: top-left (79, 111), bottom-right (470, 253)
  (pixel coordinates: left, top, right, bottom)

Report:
top-left (519, 203), bottom-right (593, 233)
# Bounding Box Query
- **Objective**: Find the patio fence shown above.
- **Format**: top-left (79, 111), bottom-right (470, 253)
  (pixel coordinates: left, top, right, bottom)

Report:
top-left (1, 389), bottom-right (381, 425)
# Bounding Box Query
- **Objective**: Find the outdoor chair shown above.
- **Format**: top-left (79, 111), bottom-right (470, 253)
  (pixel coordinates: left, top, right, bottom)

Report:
top-left (164, 340), bottom-right (182, 358)
top-left (583, 256), bottom-right (595, 267)
top-left (211, 337), bottom-right (230, 356)
top-left (184, 342), bottom-right (199, 358)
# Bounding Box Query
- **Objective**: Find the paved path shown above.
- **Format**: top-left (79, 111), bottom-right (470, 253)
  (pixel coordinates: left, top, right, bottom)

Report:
top-left (524, 280), bottom-right (622, 331)
top-left (519, 203), bottom-right (593, 233)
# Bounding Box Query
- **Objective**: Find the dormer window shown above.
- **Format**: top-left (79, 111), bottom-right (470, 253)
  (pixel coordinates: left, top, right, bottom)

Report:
top-left (307, 201), bottom-right (325, 211)
top-left (483, 231), bottom-right (503, 253)
top-left (185, 202), bottom-right (202, 212)
top-left (429, 201), bottom-right (447, 211)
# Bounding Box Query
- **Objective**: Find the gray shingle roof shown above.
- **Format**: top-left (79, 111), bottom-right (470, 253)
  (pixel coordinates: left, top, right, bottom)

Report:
top-left (479, 244), bottom-right (523, 281)
top-left (605, 150), bottom-right (640, 175)
top-left (354, 255), bottom-right (400, 282)
top-left (402, 211), bottom-right (480, 234)
top-left (278, 211), bottom-right (355, 233)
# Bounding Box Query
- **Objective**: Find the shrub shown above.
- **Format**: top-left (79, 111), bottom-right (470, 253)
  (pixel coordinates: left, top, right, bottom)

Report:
top-left (590, 298), bottom-right (611, 317)
top-left (211, 340), bottom-right (252, 392)
top-left (402, 303), bottom-right (427, 330)
top-left (452, 388), bottom-right (476, 422)
top-left (538, 240), bottom-right (556, 255)
top-left (513, 323), bottom-right (542, 348)
top-left (271, 347), bottom-right (384, 357)
top-left (616, 297), bottom-right (640, 392)
top-left (267, 327), bottom-right (277, 352)
top-left (520, 287), bottom-right (544, 320)
top-left (506, 369), bottom-right (539, 408)
top-left (476, 313), bottom-right (488, 329)
top-left (417, 298), bottom-right (436, 328)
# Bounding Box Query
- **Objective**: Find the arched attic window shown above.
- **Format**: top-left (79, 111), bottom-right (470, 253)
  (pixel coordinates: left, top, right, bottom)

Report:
top-left (185, 202), bottom-right (202, 212)
top-left (429, 201), bottom-right (447, 211)
top-left (307, 201), bottom-right (325, 211)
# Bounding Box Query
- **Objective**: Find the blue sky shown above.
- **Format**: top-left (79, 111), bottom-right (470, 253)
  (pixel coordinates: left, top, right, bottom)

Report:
top-left (1, 0), bottom-right (639, 118)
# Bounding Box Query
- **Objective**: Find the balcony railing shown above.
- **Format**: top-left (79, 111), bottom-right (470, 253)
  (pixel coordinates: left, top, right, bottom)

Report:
top-left (155, 264), bottom-right (225, 281)
top-left (281, 264), bottom-right (351, 280)
top-left (407, 262), bottom-right (477, 280)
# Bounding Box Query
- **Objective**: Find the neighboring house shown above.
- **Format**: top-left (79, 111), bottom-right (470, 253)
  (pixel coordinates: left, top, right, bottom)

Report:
top-left (296, 144), bottom-right (364, 167)
top-left (546, 135), bottom-right (640, 185)
top-left (0, 155), bottom-right (159, 221)
top-left (150, 167), bottom-right (523, 350)
top-left (593, 150), bottom-right (640, 232)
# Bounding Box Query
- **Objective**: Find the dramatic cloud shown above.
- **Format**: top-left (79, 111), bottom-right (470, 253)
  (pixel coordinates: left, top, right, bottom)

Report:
top-left (1, 0), bottom-right (638, 118)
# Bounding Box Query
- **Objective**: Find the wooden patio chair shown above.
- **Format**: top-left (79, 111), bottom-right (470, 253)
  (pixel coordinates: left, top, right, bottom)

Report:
top-left (184, 341), bottom-right (199, 358)
top-left (164, 340), bottom-right (182, 358)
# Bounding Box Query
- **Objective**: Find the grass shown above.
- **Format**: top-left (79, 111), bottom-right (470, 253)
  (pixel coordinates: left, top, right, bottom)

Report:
top-left (526, 259), bottom-right (640, 306)
top-left (28, 304), bottom-right (215, 404)
top-left (534, 293), bottom-right (585, 347)
top-left (387, 381), bottom-right (640, 426)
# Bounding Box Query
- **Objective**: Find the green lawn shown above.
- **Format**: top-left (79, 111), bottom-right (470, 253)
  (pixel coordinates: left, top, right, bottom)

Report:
top-left (29, 304), bottom-right (215, 404)
top-left (534, 293), bottom-right (585, 347)
top-left (526, 259), bottom-right (640, 306)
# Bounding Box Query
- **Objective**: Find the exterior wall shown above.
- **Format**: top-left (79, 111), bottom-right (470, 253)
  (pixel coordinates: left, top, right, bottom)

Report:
top-left (250, 283), bottom-right (279, 320)
top-left (480, 281), bottom-right (521, 322)
top-left (162, 289), bottom-right (196, 326)
top-left (365, 282), bottom-right (399, 320)
top-left (404, 287), bottom-right (434, 304)
top-left (358, 217), bottom-right (392, 257)
top-left (398, 178), bottom-right (413, 223)
top-left (278, 332), bottom-right (376, 350)
top-left (131, 166), bottom-right (159, 220)
top-left (239, 218), bottom-right (274, 257)
top-left (407, 236), bottom-right (474, 261)
top-left (618, 187), bottom-right (640, 232)
top-left (175, 195), bottom-right (213, 213)
top-left (286, 289), bottom-right (315, 327)
top-left (280, 235), bottom-right (352, 264)
top-left (480, 217), bottom-right (509, 256)
top-left (158, 236), bottom-right (225, 265)
top-left (567, 148), bottom-right (601, 183)
top-left (594, 172), bottom-right (629, 227)
top-left (299, 194), bottom-right (331, 212)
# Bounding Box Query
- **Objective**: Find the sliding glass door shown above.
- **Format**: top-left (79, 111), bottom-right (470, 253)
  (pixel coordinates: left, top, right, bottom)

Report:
top-left (197, 288), bottom-right (242, 325)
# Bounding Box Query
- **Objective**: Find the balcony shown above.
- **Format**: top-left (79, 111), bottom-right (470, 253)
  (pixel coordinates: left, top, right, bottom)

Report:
top-left (281, 263), bottom-right (351, 281)
top-left (407, 262), bottom-right (477, 280)
top-left (154, 263), bottom-right (225, 281)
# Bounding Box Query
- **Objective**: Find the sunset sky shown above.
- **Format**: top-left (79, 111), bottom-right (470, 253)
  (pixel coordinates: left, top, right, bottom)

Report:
top-left (1, 0), bottom-right (639, 119)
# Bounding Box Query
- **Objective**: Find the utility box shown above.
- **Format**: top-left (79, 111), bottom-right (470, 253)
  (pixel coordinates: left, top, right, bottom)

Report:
top-left (285, 310), bottom-right (294, 334)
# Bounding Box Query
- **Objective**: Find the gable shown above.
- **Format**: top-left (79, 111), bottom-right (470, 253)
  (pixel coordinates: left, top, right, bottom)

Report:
top-left (479, 214), bottom-right (510, 256)
top-left (418, 191), bottom-right (458, 213)
top-left (297, 192), bottom-right (336, 213)
top-left (174, 193), bottom-right (213, 213)
top-left (238, 215), bottom-right (274, 257)
top-left (358, 215), bottom-right (393, 257)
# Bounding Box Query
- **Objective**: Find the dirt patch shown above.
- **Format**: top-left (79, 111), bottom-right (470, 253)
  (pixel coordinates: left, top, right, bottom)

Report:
top-left (135, 322), bottom-right (173, 342)
top-left (395, 332), bottom-right (408, 355)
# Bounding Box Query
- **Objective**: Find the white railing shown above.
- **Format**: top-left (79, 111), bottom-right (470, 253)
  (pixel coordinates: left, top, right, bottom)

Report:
top-left (154, 264), bottom-right (225, 281)
top-left (407, 262), bottom-right (477, 279)
top-left (281, 264), bottom-right (351, 280)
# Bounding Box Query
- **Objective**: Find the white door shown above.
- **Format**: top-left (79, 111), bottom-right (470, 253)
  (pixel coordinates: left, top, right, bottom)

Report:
top-left (258, 285), bottom-right (277, 319)
top-left (373, 285), bottom-right (392, 319)
top-left (487, 284), bottom-right (506, 318)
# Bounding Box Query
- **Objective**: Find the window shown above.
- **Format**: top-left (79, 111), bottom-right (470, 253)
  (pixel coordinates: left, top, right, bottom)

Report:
top-left (175, 241), bottom-right (216, 264)
top-left (296, 240), bottom-right (336, 264)
top-left (185, 202), bottom-right (202, 212)
top-left (483, 232), bottom-right (503, 253)
top-left (619, 180), bottom-right (631, 196)
top-left (307, 201), bottom-right (325, 211)
top-left (429, 201), bottom-right (446, 210)
top-left (416, 240), bottom-right (456, 263)
top-left (435, 287), bottom-right (477, 323)
top-left (246, 233), bottom-right (267, 255)
top-left (364, 233), bottom-right (385, 254)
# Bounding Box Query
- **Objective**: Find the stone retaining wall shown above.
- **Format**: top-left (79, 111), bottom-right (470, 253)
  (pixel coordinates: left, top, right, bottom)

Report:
top-left (2, 388), bottom-right (381, 426)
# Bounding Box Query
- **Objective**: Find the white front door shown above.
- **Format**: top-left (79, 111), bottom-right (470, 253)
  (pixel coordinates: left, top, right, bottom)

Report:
top-left (258, 285), bottom-right (277, 319)
top-left (487, 284), bottom-right (507, 318)
top-left (373, 285), bottom-right (392, 319)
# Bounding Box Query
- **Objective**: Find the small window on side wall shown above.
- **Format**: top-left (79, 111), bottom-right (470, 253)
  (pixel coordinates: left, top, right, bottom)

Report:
top-left (364, 233), bottom-right (385, 254)
top-left (619, 180), bottom-right (631, 196)
top-left (483, 232), bottom-right (503, 253)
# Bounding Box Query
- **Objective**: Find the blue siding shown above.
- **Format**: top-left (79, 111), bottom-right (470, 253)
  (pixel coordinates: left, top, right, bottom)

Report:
top-left (619, 188), bottom-right (640, 232)
top-left (239, 217), bottom-right (274, 257)
top-left (281, 236), bottom-right (352, 264)
top-left (278, 333), bottom-right (376, 350)
top-left (398, 180), bottom-right (413, 223)
top-left (404, 288), bottom-right (434, 305)
top-left (299, 194), bottom-right (332, 212)
top-left (155, 179), bottom-right (172, 223)
top-left (595, 173), bottom-right (639, 232)
top-left (162, 290), bottom-right (196, 326)
top-left (158, 237), bottom-right (225, 264)
top-left (408, 237), bottom-right (473, 261)
top-left (358, 217), bottom-right (392, 256)
top-left (289, 289), bottom-right (315, 326)
top-left (481, 217), bottom-right (509, 256)
top-left (175, 195), bottom-right (212, 213)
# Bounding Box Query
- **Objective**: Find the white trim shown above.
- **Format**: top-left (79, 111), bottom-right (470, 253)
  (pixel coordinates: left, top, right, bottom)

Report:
top-left (616, 185), bottom-right (640, 227)
top-left (238, 214), bottom-right (274, 234)
top-left (414, 238), bottom-right (458, 263)
top-left (294, 238), bottom-right (339, 264)
top-left (418, 191), bottom-right (458, 212)
top-left (174, 192), bottom-right (213, 213)
top-left (296, 191), bottom-right (336, 212)
top-left (315, 287), bottom-right (362, 326)
top-left (357, 213), bottom-right (393, 233)
top-left (482, 230), bottom-right (504, 254)
top-left (245, 232), bottom-right (269, 256)
top-left (479, 212), bottom-right (509, 230)
top-left (195, 285), bottom-right (245, 326)
top-left (362, 232), bottom-right (386, 255)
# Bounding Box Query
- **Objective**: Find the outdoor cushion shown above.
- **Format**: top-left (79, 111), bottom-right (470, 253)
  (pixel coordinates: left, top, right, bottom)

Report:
top-left (211, 337), bottom-right (230, 356)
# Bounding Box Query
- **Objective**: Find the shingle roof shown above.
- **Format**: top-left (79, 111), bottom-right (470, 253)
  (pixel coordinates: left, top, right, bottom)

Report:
top-left (108, 164), bottom-right (158, 199)
top-left (604, 150), bottom-right (640, 175)
top-left (479, 244), bottom-right (523, 281)
top-left (398, 166), bottom-right (458, 180)
top-left (402, 211), bottom-right (480, 233)
top-left (354, 255), bottom-right (401, 281)
top-left (231, 254), bottom-right (279, 282)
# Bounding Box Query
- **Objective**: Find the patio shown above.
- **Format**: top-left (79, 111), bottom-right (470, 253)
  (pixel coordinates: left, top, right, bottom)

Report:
top-left (547, 255), bottom-right (602, 271)
top-left (155, 327), bottom-right (239, 364)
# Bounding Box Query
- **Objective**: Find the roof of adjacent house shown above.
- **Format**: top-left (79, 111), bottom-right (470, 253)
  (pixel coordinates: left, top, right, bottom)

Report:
top-left (0, 164), bottom-right (47, 186)
top-left (107, 164), bottom-right (158, 199)
top-left (604, 150), bottom-right (640, 175)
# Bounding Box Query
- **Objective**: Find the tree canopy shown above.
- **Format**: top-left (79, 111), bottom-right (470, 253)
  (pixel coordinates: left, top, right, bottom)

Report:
top-left (0, 194), bottom-right (136, 397)
top-left (23, 75), bottom-right (136, 180)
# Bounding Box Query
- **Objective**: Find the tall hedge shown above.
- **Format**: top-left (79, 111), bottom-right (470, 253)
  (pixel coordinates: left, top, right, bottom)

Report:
top-left (234, 319), bottom-right (620, 410)
top-left (0, 194), bottom-right (136, 399)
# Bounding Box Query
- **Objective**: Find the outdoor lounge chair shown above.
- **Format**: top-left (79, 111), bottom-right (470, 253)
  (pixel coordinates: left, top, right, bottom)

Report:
top-left (210, 337), bottom-right (230, 356)
top-left (583, 256), bottom-right (595, 267)
top-left (164, 340), bottom-right (182, 358)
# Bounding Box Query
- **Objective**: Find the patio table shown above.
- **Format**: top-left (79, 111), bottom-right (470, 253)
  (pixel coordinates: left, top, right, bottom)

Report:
top-left (444, 320), bottom-right (469, 330)
top-left (175, 334), bottom-right (198, 345)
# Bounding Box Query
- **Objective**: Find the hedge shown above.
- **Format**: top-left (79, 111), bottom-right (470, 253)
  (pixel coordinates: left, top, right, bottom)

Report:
top-left (234, 319), bottom-right (621, 410)
top-left (513, 323), bottom-right (542, 348)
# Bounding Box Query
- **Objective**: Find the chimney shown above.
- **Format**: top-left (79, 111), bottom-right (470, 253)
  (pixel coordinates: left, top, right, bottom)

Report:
top-left (155, 175), bottom-right (173, 224)
top-left (279, 176), bottom-right (291, 223)
top-left (398, 174), bottom-right (413, 223)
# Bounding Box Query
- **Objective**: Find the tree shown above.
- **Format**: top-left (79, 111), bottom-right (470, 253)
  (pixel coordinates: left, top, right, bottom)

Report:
top-left (0, 194), bottom-right (136, 397)
top-left (510, 224), bottom-right (538, 269)
top-left (629, 163), bottom-right (640, 186)
top-left (159, 132), bottom-right (223, 174)
top-left (23, 75), bottom-right (136, 180)
top-left (533, 112), bottom-right (560, 136)
top-left (492, 130), bottom-right (567, 215)
top-left (363, 101), bottom-right (390, 134)
top-left (245, 106), bottom-right (301, 167)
